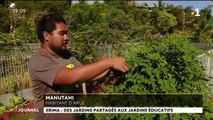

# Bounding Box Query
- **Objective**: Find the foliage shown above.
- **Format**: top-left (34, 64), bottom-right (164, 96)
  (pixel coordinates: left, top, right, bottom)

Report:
top-left (0, 2), bottom-right (212, 119)
top-left (128, 7), bottom-right (151, 25)
top-left (0, 32), bottom-right (13, 45)
top-left (88, 38), bottom-right (213, 119)
top-left (13, 18), bottom-right (37, 44)
top-left (9, 95), bottom-right (27, 109)
top-left (151, 10), bottom-right (177, 35)
top-left (0, 5), bottom-right (10, 33)
top-left (200, 7), bottom-right (212, 21)
top-left (65, 3), bottom-right (138, 63)
top-left (0, 1), bottom-right (211, 46)
top-left (167, 5), bottom-right (184, 30)
top-left (35, 1), bottom-right (69, 14)
top-left (0, 1), bottom-right (70, 45)
top-left (65, 2), bottom-right (135, 31)
top-left (190, 17), bottom-right (213, 43)
top-left (15, 1), bottom-right (69, 16)
top-left (69, 24), bottom-right (107, 63)
top-left (108, 8), bottom-right (134, 30)
top-left (108, 38), bottom-right (207, 93)
top-left (0, 104), bottom-right (7, 114)
top-left (0, 72), bottom-right (32, 95)
top-left (0, 95), bottom-right (28, 115)
top-left (65, 3), bottom-right (108, 30)
top-left (157, 10), bottom-right (177, 33)
top-left (153, 0), bottom-right (166, 10)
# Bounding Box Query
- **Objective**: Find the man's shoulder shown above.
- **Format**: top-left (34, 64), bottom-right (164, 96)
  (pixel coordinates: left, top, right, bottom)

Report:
top-left (29, 49), bottom-right (52, 69)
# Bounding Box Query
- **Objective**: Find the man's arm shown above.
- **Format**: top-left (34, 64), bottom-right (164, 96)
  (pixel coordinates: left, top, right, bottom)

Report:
top-left (54, 56), bottom-right (128, 85)
top-left (91, 69), bottom-right (110, 81)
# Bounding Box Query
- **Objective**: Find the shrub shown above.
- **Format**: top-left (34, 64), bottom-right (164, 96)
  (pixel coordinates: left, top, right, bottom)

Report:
top-left (89, 38), bottom-right (213, 119)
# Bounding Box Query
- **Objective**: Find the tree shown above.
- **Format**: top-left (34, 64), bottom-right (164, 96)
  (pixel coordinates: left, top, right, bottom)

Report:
top-left (166, 5), bottom-right (184, 30)
top-left (104, 0), bottom-right (132, 6)
top-left (153, 0), bottom-right (166, 10)
top-left (200, 7), bottom-right (212, 21)
top-left (157, 11), bottom-right (177, 34)
top-left (189, 7), bottom-right (213, 43)
top-left (0, 5), bottom-right (10, 33)
top-left (36, 1), bottom-right (70, 14)
top-left (150, 9), bottom-right (177, 36)
top-left (183, 6), bottom-right (195, 29)
top-left (190, 17), bottom-right (213, 43)
top-left (79, 0), bottom-right (86, 4)
top-left (184, 6), bottom-right (193, 13)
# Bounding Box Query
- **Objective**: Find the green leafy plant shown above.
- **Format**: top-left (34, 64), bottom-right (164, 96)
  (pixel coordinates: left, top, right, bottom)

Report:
top-left (106, 39), bottom-right (208, 93)
top-left (88, 38), bottom-right (213, 119)
top-left (0, 96), bottom-right (27, 115)
top-left (9, 96), bottom-right (26, 108)
top-left (0, 104), bottom-right (7, 114)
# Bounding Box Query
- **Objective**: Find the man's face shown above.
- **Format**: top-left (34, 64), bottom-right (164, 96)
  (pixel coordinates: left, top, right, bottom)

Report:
top-left (45, 22), bottom-right (69, 53)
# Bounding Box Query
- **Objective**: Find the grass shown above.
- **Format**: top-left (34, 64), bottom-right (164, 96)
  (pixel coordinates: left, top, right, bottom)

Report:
top-left (0, 71), bottom-right (32, 95)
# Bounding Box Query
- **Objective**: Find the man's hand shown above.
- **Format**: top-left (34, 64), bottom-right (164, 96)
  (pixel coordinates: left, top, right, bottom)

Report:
top-left (108, 56), bottom-right (129, 73)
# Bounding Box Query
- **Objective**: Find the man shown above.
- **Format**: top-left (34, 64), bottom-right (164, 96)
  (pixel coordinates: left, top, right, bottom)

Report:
top-left (29, 13), bottom-right (128, 120)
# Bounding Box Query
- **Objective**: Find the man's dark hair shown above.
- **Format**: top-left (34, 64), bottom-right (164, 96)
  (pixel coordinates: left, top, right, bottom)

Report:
top-left (36, 13), bottom-right (67, 43)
